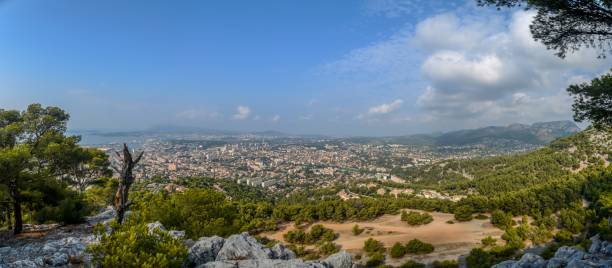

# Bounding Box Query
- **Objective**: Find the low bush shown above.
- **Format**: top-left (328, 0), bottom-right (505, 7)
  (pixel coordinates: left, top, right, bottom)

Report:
top-left (454, 205), bottom-right (473, 222)
top-left (401, 211), bottom-right (433, 226)
top-left (284, 224), bottom-right (337, 245)
top-left (481, 236), bottom-right (497, 247)
top-left (399, 260), bottom-right (425, 268)
top-left (432, 259), bottom-right (459, 268)
top-left (319, 242), bottom-right (340, 255)
top-left (491, 210), bottom-right (513, 229)
top-left (363, 238), bottom-right (385, 254)
top-left (87, 222), bottom-right (187, 268)
top-left (365, 252), bottom-right (385, 267)
top-left (389, 242), bottom-right (406, 258)
top-left (475, 214), bottom-right (489, 220)
top-left (35, 195), bottom-right (90, 224)
top-left (352, 224), bottom-right (364, 235)
top-left (405, 239), bottom-right (434, 254)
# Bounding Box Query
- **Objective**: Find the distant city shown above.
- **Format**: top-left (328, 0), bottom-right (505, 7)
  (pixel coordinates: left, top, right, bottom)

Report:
top-left (73, 120), bottom-right (579, 198)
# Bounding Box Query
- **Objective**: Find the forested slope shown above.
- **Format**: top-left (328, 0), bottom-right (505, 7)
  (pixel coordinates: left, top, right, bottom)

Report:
top-left (398, 128), bottom-right (610, 195)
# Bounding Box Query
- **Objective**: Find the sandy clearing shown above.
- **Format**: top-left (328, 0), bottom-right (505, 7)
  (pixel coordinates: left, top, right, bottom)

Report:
top-left (262, 209), bottom-right (504, 265)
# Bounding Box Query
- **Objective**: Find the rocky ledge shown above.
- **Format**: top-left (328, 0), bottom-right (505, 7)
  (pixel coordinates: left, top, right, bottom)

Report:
top-left (0, 207), bottom-right (354, 268)
top-left (492, 235), bottom-right (612, 268)
top-left (0, 207), bottom-right (117, 268)
top-left (184, 232), bottom-right (353, 268)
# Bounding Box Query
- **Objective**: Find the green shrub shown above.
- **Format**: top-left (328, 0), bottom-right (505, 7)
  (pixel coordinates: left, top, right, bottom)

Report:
top-left (481, 236), bottom-right (497, 247)
top-left (432, 260), bottom-right (459, 268)
top-left (501, 227), bottom-right (525, 249)
top-left (304, 252), bottom-right (320, 260)
top-left (528, 225), bottom-right (553, 245)
top-left (286, 244), bottom-right (309, 257)
top-left (554, 229), bottom-right (574, 243)
top-left (559, 208), bottom-right (586, 234)
top-left (285, 229), bottom-right (307, 244)
top-left (491, 210), bottom-right (513, 229)
top-left (399, 260), bottom-right (425, 268)
top-left (284, 224), bottom-right (337, 245)
top-left (465, 248), bottom-right (495, 268)
top-left (35, 195), bottom-right (89, 224)
top-left (488, 245), bottom-right (517, 259)
top-left (84, 177), bottom-right (118, 210)
top-left (475, 214), bottom-right (488, 220)
top-left (389, 242), bottom-right (406, 258)
top-left (454, 205), bottom-right (473, 222)
top-left (319, 242), bottom-right (340, 255)
top-left (595, 218), bottom-right (612, 241)
top-left (365, 252), bottom-right (385, 267)
top-left (540, 243), bottom-right (560, 259)
top-left (87, 222), bottom-right (187, 268)
top-left (401, 211), bottom-right (433, 226)
top-left (363, 238), bottom-right (385, 254)
top-left (352, 224), bottom-right (364, 235)
top-left (136, 189), bottom-right (244, 238)
top-left (405, 239), bottom-right (434, 254)
top-left (532, 212), bottom-right (557, 230)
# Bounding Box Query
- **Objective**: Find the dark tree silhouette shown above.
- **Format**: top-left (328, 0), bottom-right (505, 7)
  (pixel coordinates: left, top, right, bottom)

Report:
top-left (567, 72), bottom-right (612, 128)
top-left (113, 144), bottom-right (143, 224)
top-left (478, 0), bottom-right (612, 58)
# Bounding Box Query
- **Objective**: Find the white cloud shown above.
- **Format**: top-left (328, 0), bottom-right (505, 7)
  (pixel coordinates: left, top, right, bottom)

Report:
top-left (233, 106), bottom-right (251, 120)
top-left (320, 6), bottom-right (610, 130)
top-left (414, 13), bottom-right (503, 52)
top-left (271, 115), bottom-right (280, 122)
top-left (413, 10), bottom-right (611, 125)
top-left (368, 99), bottom-right (404, 115)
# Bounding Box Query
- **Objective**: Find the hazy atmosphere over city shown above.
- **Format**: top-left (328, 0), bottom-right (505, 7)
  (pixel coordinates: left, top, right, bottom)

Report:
top-left (2, 0), bottom-right (610, 136)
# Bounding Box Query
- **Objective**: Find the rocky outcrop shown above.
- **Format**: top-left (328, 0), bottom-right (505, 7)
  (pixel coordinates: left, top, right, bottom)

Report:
top-left (589, 234), bottom-right (612, 256)
top-left (187, 236), bottom-right (226, 267)
top-left (271, 243), bottom-right (297, 260)
top-left (492, 235), bottom-right (612, 268)
top-left (215, 233), bottom-right (274, 261)
top-left (1, 211), bottom-right (354, 268)
top-left (187, 232), bottom-right (353, 268)
top-left (0, 234), bottom-right (95, 267)
top-left (146, 221), bottom-right (186, 240)
top-left (200, 259), bottom-right (328, 268)
top-left (0, 207), bottom-right (116, 268)
top-left (85, 206), bottom-right (116, 225)
top-left (323, 251), bottom-right (353, 268)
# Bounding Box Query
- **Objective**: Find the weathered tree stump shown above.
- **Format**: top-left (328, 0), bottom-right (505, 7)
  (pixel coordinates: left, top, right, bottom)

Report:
top-left (113, 144), bottom-right (143, 224)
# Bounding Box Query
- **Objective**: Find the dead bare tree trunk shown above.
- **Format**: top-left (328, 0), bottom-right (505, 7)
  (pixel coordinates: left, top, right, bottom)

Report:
top-left (5, 205), bottom-right (11, 230)
top-left (113, 144), bottom-right (143, 224)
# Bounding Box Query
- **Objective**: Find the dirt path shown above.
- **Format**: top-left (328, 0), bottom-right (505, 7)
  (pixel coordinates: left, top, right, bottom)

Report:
top-left (262, 209), bottom-right (504, 265)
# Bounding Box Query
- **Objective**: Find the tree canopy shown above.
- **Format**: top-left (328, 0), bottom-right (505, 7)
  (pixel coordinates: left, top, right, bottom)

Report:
top-left (0, 104), bottom-right (110, 234)
top-left (567, 71), bottom-right (612, 128)
top-left (478, 0), bottom-right (612, 58)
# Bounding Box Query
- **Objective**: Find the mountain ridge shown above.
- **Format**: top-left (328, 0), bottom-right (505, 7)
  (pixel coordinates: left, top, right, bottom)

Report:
top-left (344, 120), bottom-right (580, 146)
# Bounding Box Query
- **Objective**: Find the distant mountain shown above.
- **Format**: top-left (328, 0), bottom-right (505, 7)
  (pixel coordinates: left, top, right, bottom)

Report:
top-left (74, 120), bottom-right (580, 147)
top-left (345, 120), bottom-right (580, 147)
top-left (434, 120), bottom-right (580, 146)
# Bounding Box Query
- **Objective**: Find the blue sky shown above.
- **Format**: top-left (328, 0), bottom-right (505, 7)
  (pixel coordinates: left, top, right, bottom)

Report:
top-left (1, 0), bottom-right (609, 136)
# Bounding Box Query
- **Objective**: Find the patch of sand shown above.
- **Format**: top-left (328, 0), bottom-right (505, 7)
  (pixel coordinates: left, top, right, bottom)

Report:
top-left (262, 209), bottom-right (504, 265)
